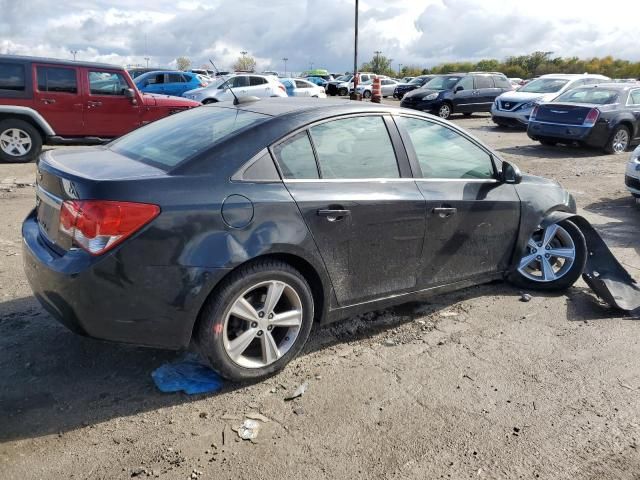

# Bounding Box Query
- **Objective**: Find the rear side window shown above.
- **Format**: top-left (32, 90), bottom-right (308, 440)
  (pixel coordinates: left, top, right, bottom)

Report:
top-left (295, 80), bottom-right (310, 88)
top-left (309, 116), bottom-right (399, 179)
top-left (250, 76), bottom-right (267, 86)
top-left (37, 66), bottom-right (77, 93)
top-left (0, 63), bottom-right (25, 91)
top-left (273, 132), bottom-right (319, 179)
top-left (493, 76), bottom-right (511, 89)
top-left (629, 90), bottom-right (640, 105)
top-left (474, 76), bottom-right (494, 89)
top-left (167, 73), bottom-right (184, 83)
top-left (89, 71), bottom-right (130, 96)
top-left (111, 107), bottom-right (269, 169)
top-left (397, 116), bottom-right (494, 180)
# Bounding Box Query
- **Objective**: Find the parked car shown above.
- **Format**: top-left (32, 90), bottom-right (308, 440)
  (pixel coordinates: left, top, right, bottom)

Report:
top-left (183, 74), bottom-right (287, 103)
top-left (527, 83), bottom-right (640, 154)
top-left (305, 76), bottom-right (328, 87)
top-left (400, 76), bottom-right (415, 84)
top-left (492, 74), bottom-right (611, 127)
top-left (400, 72), bottom-right (513, 119)
top-left (325, 73), bottom-right (375, 96)
top-left (355, 78), bottom-right (399, 98)
top-left (302, 69), bottom-right (333, 81)
top-left (190, 69), bottom-right (215, 78)
top-left (393, 75), bottom-right (434, 99)
top-left (626, 145), bottom-right (640, 202)
top-left (0, 55), bottom-right (198, 163)
top-left (24, 97), bottom-right (588, 381)
top-left (280, 78), bottom-right (327, 98)
top-left (134, 70), bottom-right (208, 97)
top-left (127, 67), bottom-right (171, 79)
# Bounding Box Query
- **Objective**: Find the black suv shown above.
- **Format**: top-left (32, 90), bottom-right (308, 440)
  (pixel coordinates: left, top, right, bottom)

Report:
top-left (400, 72), bottom-right (513, 119)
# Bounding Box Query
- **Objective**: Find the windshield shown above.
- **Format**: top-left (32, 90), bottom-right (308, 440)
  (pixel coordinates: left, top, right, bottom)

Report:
top-left (336, 75), bottom-right (352, 82)
top-left (424, 76), bottom-right (462, 90)
top-left (520, 78), bottom-right (569, 93)
top-left (111, 107), bottom-right (269, 169)
top-left (555, 88), bottom-right (619, 105)
top-left (409, 77), bottom-right (427, 85)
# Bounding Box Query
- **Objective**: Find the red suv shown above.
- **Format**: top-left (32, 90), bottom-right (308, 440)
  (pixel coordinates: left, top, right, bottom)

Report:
top-left (0, 55), bottom-right (200, 163)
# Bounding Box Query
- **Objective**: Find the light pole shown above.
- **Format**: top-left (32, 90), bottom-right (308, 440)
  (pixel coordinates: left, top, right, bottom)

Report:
top-left (282, 57), bottom-right (288, 77)
top-left (70, 50), bottom-right (78, 61)
top-left (374, 50), bottom-right (382, 74)
top-left (309, 62), bottom-right (314, 71)
top-left (352, 0), bottom-right (359, 98)
top-left (144, 57), bottom-right (150, 68)
top-left (240, 51), bottom-right (247, 57)
top-left (398, 63), bottom-right (402, 77)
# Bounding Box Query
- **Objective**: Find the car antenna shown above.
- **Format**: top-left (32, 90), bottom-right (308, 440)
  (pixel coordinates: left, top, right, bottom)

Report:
top-left (209, 58), bottom-right (240, 105)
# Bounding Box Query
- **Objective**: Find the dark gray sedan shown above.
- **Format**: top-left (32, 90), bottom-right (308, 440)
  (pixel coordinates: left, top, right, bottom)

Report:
top-left (23, 99), bottom-right (588, 381)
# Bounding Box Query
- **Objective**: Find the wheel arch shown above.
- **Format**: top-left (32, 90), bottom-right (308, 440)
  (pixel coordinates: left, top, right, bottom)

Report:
top-left (189, 252), bottom-right (329, 344)
top-left (0, 106), bottom-right (55, 137)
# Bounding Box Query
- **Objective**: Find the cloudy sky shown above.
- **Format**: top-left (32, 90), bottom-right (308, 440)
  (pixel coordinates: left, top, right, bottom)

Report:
top-left (1, 0), bottom-right (638, 72)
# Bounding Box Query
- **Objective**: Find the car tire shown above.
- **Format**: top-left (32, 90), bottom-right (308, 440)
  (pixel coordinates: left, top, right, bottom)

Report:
top-left (202, 98), bottom-right (217, 104)
top-left (0, 119), bottom-right (43, 164)
top-left (508, 220), bottom-right (587, 292)
top-left (437, 103), bottom-right (452, 119)
top-left (195, 259), bottom-right (314, 381)
top-left (604, 125), bottom-right (631, 155)
top-left (363, 90), bottom-right (372, 99)
top-left (463, 112), bottom-right (472, 117)
top-left (338, 88), bottom-right (348, 96)
top-left (540, 139), bottom-right (557, 146)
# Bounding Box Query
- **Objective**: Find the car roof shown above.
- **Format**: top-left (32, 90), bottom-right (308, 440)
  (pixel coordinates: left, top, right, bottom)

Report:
top-left (0, 54), bottom-right (122, 70)
top-left (538, 73), bottom-right (610, 79)
top-left (570, 82), bottom-right (639, 91)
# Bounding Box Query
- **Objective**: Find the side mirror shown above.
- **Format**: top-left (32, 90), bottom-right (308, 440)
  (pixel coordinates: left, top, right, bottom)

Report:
top-left (501, 161), bottom-right (522, 184)
top-left (455, 85), bottom-right (464, 92)
top-left (125, 88), bottom-right (137, 105)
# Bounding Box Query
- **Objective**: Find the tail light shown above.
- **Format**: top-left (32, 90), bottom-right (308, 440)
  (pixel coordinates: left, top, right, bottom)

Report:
top-left (584, 108), bottom-right (600, 127)
top-left (278, 84), bottom-right (286, 93)
top-left (59, 200), bottom-right (160, 255)
top-left (530, 105), bottom-right (539, 120)
top-left (199, 82), bottom-right (207, 88)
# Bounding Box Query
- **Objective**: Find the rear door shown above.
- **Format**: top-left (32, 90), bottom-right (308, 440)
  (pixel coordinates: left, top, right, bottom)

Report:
top-left (627, 88), bottom-right (640, 141)
top-left (248, 76), bottom-right (270, 97)
top-left (394, 115), bottom-right (520, 287)
top-left (473, 75), bottom-right (499, 111)
top-left (82, 69), bottom-right (140, 137)
top-left (164, 73), bottom-right (186, 96)
top-left (140, 73), bottom-right (165, 94)
top-left (294, 79), bottom-right (313, 97)
top-left (272, 114), bottom-right (426, 306)
top-left (33, 64), bottom-right (83, 135)
top-left (451, 76), bottom-right (476, 112)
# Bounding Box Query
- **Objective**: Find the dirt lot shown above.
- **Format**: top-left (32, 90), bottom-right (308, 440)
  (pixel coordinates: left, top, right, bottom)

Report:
top-left (1, 109), bottom-right (639, 480)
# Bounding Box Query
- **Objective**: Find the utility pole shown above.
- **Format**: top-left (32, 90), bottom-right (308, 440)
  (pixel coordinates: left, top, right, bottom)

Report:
top-left (240, 51), bottom-right (247, 57)
top-left (352, 0), bottom-right (359, 97)
top-left (374, 50), bottom-right (382, 74)
top-left (310, 62), bottom-right (314, 70)
top-left (282, 57), bottom-right (288, 77)
top-left (70, 50), bottom-right (78, 61)
top-left (398, 63), bottom-right (402, 77)
top-left (144, 57), bottom-right (150, 68)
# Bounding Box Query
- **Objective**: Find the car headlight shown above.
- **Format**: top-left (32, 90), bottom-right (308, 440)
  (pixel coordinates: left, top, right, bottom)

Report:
top-left (518, 101), bottom-right (536, 110)
top-left (631, 146), bottom-right (640, 166)
top-left (422, 92), bottom-right (438, 101)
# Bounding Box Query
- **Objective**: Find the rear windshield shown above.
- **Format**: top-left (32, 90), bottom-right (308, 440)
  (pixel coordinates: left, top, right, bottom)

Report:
top-left (110, 107), bottom-right (269, 169)
top-left (519, 78), bottom-right (569, 93)
top-left (555, 88), bottom-right (620, 105)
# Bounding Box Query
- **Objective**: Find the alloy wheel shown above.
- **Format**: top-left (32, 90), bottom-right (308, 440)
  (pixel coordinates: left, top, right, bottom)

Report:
top-left (223, 280), bottom-right (303, 369)
top-left (0, 128), bottom-right (32, 157)
top-left (612, 129), bottom-right (629, 153)
top-left (517, 224), bottom-right (576, 282)
top-left (438, 104), bottom-right (451, 119)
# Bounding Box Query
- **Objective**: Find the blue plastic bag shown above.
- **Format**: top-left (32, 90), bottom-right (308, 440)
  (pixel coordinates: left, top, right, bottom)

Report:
top-left (151, 353), bottom-right (224, 395)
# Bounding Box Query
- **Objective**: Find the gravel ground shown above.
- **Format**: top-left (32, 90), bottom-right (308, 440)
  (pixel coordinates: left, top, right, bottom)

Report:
top-left (1, 108), bottom-right (639, 480)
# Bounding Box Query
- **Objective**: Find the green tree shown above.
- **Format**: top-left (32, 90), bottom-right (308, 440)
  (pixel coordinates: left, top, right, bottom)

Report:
top-left (360, 53), bottom-right (395, 76)
top-left (175, 56), bottom-right (191, 71)
top-left (232, 55), bottom-right (257, 72)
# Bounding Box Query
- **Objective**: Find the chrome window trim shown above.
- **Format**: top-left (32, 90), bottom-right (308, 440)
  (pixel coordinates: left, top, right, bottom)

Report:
top-left (284, 178), bottom-right (498, 184)
top-left (530, 119), bottom-right (589, 127)
top-left (36, 184), bottom-right (63, 207)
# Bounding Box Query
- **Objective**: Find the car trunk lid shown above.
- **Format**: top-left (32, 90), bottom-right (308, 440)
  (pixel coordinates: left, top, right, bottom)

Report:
top-left (534, 103), bottom-right (595, 125)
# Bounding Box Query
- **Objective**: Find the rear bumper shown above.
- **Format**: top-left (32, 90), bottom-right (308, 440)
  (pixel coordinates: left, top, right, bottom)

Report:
top-left (527, 121), bottom-right (610, 147)
top-left (625, 174), bottom-right (640, 197)
top-left (22, 211), bottom-right (230, 349)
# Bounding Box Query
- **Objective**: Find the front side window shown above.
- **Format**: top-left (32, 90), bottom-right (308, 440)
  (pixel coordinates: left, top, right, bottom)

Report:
top-left (0, 63), bottom-right (25, 91)
top-left (295, 80), bottom-right (310, 89)
top-left (89, 71), bottom-right (130, 96)
top-left (396, 116), bottom-right (495, 180)
top-left (273, 132), bottom-right (319, 179)
top-left (456, 76), bottom-right (474, 91)
top-left (231, 76), bottom-right (249, 88)
top-left (309, 116), bottom-right (399, 179)
top-left (37, 66), bottom-right (77, 93)
top-left (111, 107), bottom-right (269, 169)
top-left (425, 76), bottom-right (462, 91)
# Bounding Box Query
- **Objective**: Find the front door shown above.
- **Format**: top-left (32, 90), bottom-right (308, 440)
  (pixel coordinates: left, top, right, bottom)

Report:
top-left (394, 115), bottom-right (521, 287)
top-left (82, 69), bottom-right (140, 137)
top-left (473, 75), bottom-right (500, 111)
top-left (32, 64), bottom-right (83, 135)
top-left (272, 115), bottom-right (426, 306)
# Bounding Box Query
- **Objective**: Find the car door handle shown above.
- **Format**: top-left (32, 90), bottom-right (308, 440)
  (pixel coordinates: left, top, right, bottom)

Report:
top-left (432, 207), bottom-right (457, 218)
top-left (88, 101), bottom-right (102, 107)
top-left (41, 98), bottom-right (56, 104)
top-left (317, 209), bottom-right (351, 221)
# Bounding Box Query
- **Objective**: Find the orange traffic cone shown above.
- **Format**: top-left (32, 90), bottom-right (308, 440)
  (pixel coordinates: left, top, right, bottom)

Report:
top-left (371, 75), bottom-right (382, 103)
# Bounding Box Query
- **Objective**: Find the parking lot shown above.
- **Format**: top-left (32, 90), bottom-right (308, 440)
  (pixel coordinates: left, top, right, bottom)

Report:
top-left (1, 106), bottom-right (639, 479)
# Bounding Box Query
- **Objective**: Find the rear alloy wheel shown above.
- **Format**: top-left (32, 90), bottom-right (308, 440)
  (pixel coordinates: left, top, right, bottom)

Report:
top-left (196, 260), bottom-right (314, 381)
top-left (605, 125), bottom-right (630, 154)
top-left (510, 220), bottom-right (586, 291)
top-left (437, 103), bottom-right (452, 119)
top-left (0, 119), bottom-right (42, 163)
top-left (363, 90), bottom-right (372, 99)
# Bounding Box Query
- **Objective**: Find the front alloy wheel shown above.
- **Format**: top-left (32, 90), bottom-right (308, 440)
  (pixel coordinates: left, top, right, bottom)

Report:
top-left (510, 220), bottom-right (587, 291)
top-left (437, 103), bottom-right (452, 119)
